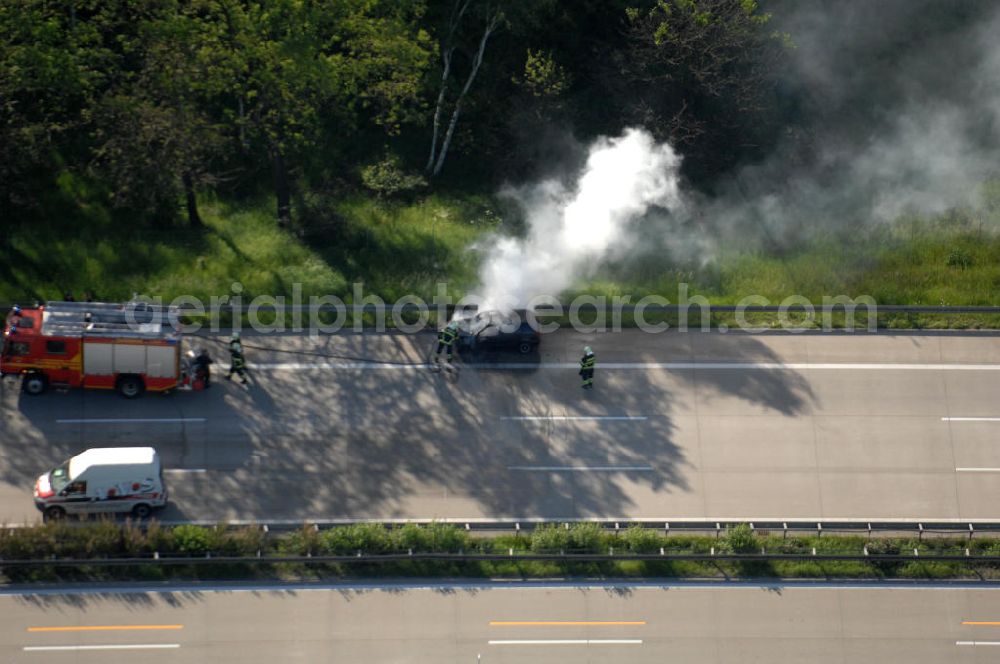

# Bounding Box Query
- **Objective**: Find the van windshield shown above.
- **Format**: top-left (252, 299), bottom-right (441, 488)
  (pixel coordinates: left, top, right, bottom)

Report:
top-left (49, 461), bottom-right (71, 492)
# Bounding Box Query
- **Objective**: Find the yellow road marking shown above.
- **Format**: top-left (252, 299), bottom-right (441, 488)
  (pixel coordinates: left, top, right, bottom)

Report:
top-left (963, 622), bottom-right (1000, 626)
top-left (489, 621), bottom-right (646, 626)
top-left (28, 625), bottom-right (183, 632)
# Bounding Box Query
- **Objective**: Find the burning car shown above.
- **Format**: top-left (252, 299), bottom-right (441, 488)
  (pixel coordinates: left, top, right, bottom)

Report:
top-left (454, 309), bottom-right (541, 355)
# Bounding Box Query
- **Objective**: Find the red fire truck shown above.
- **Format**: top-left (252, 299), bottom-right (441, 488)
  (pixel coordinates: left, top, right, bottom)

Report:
top-left (1, 301), bottom-right (193, 398)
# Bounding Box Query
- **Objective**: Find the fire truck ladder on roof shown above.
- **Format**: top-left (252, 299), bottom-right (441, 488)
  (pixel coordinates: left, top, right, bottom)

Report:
top-left (41, 301), bottom-right (180, 339)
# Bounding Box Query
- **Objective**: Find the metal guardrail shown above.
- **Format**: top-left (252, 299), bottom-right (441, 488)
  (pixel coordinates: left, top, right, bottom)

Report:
top-left (138, 519), bottom-right (1000, 539)
top-left (2, 550), bottom-right (999, 569)
top-left (11, 519), bottom-right (1000, 539)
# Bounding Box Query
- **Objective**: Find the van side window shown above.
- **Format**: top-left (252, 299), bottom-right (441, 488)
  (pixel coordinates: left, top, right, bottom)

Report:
top-left (46, 340), bottom-right (67, 354)
top-left (64, 481), bottom-right (86, 495)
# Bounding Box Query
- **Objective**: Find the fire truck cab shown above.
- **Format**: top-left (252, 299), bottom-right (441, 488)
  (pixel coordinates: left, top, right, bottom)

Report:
top-left (1, 301), bottom-right (189, 398)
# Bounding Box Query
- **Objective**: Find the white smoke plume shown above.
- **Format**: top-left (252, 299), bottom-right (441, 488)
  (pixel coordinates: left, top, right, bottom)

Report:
top-left (477, 128), bottom-right (684, 308)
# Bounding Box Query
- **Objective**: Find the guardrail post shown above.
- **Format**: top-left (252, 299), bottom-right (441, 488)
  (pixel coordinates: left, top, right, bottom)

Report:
top-left (664, 522), bottom-right (670, 537)
top-left (918, 523), bottom-right (924, 541)
top-left (782, 522), bottom-right (788, 540)
top-left (969, 523), bottom-right (975, 541)
top-left (817, 522), bottom-right (822, 538)
top-left (867, 523), bottom-right (872, 540)
top-left (715, 522), bottom-right (722, 539)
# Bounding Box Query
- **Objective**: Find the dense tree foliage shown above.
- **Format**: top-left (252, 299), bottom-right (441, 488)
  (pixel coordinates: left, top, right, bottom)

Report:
top-left (2, 0), bottom-right (989, 231)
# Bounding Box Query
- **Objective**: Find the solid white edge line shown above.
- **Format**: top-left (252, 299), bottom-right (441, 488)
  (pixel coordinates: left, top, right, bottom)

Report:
top-left (501, 416), bottom-right (647, 421)
top-left (488, 639), bottom-right (642, 646)
top-left (507, 466), bottom-right (654, 472)
top-left (944, 417), bottom-right (1000, 422)
top-left (23, 644), bottom-right (181, 651)
top-left (957, 641), bottom-right (1000, 646)
top-left (56, 418), bottom-right (206, 424)
top-left (956, 468), bottom-right (1000, 472)
top-left (251, 361), bottom-right (1000, 371)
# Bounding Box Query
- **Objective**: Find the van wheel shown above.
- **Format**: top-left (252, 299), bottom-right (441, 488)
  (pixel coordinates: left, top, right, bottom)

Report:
top-left (117, 375), bottom-right (144, 399)
top-left (44, 506), bottom-right (66, 520)
top-left (131, 503), bottom-right (152, 519)
top-left (23, 373), bottom-right (48, 396)
top-left (518, 341), bottom-right (534, 355)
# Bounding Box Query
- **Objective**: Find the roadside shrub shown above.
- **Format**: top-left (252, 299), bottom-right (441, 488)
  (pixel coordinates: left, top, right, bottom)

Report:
top-left (722, 523), bottom-right (758, 553)
top-left (121, 521), bottom-right (147, 555)
top-left (530, 524), bottom-right (570, 553)
top-left (970, 539), bottom-right (1000, 556)
top-left (393, 523), bottom-right (469, 552)
top-left (866, 538), bottom-right (901, 555)
top-left (79, 519), bottom-right (123, 556)
top-left (216, 526), bottom-right (267, 556)
top-left (568, 523), bottom-right (605, 553)
top-left (143, 521), bottom-right (173, 553)
top-left (321, 524), bottom-right (393, 555)
top-left (662, 536), bottom-right (715, 554)
top-left (0, 524), bottom-right (55, 559)
top-left (622, 525), bottom-right (662, 553)
top-left (281, 525), bottom-right (321, 555)
top-left (172, 525), bottom-right (211, 555)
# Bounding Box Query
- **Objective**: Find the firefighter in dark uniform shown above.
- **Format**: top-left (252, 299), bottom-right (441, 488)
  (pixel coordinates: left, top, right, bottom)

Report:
top-left (226, 332), bottom-right (249, 384)
top-left (579, 346), bottom-right (595, 389)
top-left (193, 348), bottom-right (213, 388)
top-left (436, 321), bottom-right (459, 363)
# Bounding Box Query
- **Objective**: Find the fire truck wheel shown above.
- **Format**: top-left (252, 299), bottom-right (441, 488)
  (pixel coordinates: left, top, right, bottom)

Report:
top-left (43, 506), bottom-right (66, 521)
top-left (116, 375), bottom-right (145, 399)
top-left (22, 372), bottom-right (48, 396)
top-left (131, 503), bottom-right (152, 519)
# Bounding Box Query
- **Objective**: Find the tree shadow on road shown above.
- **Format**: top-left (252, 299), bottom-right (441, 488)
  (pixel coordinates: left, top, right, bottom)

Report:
top-left (2, 330), bottom-right (816, 523)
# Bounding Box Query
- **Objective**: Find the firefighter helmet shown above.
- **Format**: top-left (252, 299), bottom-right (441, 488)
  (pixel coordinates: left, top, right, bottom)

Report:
top-left (584, 346), bottom-right (593, 355)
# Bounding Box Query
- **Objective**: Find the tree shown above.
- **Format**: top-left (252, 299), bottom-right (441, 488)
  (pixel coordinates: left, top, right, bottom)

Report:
top-left (89, 3), bottom-right (226, 227)
top-left (616, 0), bottom-right (791, 181)
top-left (425, 0), bottom-right (504, 177)
top-left (0, 0), bottom-right (110, 220)
top-left (198, 0), bottom-right (432, 226)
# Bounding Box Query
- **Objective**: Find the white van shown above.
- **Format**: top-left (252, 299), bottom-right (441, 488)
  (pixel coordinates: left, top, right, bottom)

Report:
top-left (34, 447), bottom-right (167, 520)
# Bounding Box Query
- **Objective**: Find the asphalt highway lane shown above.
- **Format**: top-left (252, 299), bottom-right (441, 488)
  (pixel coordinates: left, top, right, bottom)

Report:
top-left (3, 582), bottom-right (1000, 663)
top-left (2, 330), bottom-right (1000, 523)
